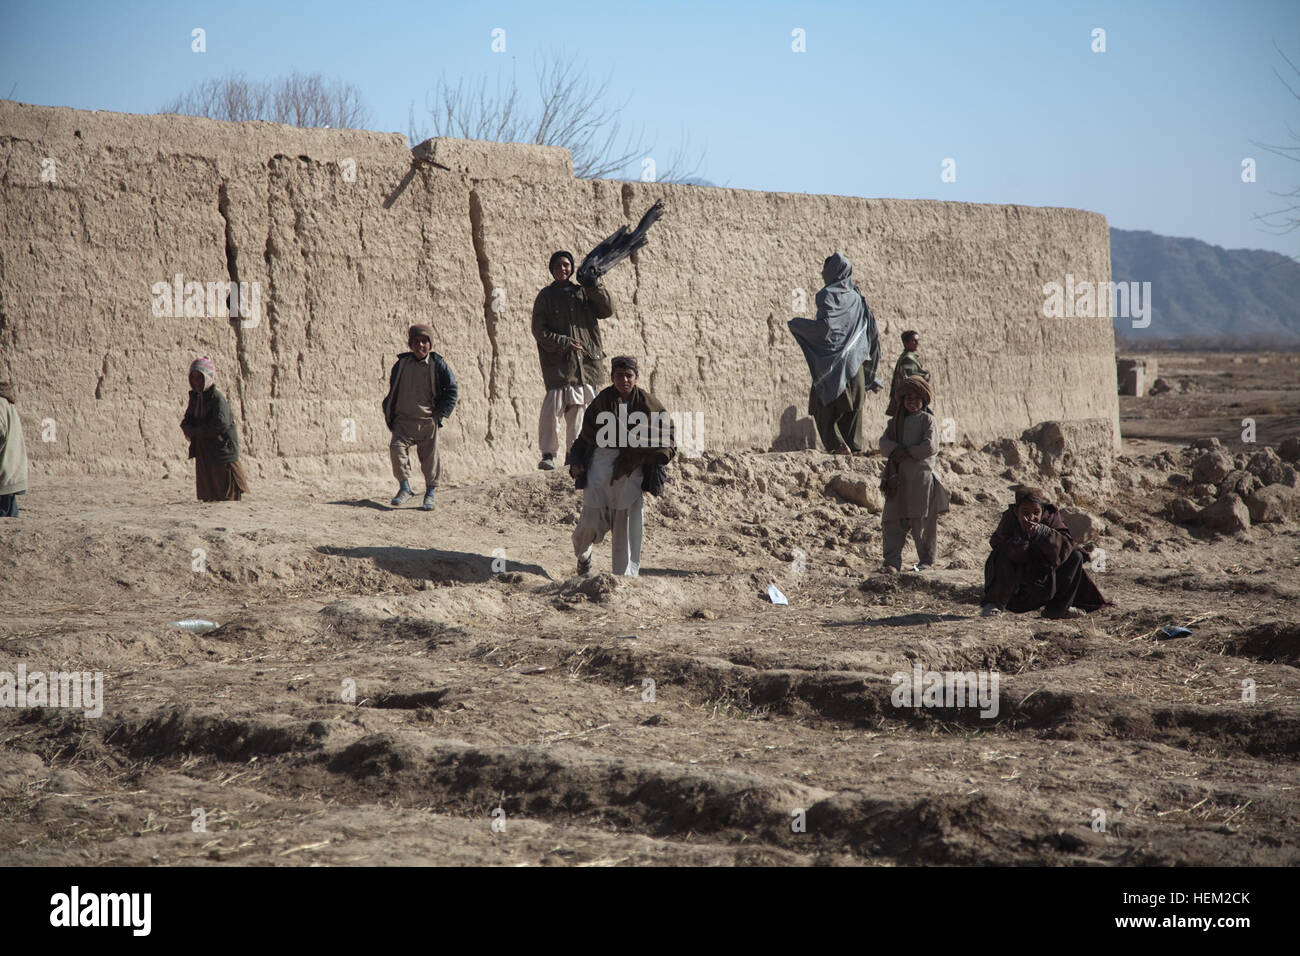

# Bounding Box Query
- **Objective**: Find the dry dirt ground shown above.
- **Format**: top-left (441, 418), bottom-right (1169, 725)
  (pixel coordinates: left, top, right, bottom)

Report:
top-left (1118, 350), bottom-right (1300, 449)
top-left (1, 352), bottom-right (1297, 867)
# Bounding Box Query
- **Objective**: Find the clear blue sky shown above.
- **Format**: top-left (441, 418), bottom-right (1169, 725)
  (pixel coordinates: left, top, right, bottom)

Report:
top-left (3, 0), bottom-right (1298, 257)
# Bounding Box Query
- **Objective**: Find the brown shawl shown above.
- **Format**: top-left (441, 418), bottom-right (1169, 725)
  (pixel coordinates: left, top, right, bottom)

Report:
top-left (880, 376), bottom-right (935, 497)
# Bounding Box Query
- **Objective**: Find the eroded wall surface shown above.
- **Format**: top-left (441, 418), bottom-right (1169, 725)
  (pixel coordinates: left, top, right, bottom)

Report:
top-left (0, 101), bottom-right (1119, 481)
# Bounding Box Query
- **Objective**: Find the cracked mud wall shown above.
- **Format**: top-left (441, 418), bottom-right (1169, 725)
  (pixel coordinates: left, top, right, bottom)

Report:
top-left (0, 101), bottom-right (1119, 482)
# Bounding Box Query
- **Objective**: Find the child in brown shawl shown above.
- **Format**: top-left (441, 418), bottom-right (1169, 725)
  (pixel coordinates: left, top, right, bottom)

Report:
top-left (981, 485), bottom-right (1106, 618)
top-left (181, 357), bottom-right (249, 502)
top-left (877, 375), bottom-right (948, 570)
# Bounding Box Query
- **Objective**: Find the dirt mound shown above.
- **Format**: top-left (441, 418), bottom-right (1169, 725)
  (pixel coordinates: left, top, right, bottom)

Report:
top-left (1211, 622), bottom-right (1300, 666)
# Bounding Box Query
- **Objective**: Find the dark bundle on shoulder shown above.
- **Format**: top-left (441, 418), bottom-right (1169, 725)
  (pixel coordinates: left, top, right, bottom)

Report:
top-left (642, 462), bottom-right (669, 497)
top-left (566, 435), bottom-right (593, 490)
top-left (576, 200), bottom-right (666, 285)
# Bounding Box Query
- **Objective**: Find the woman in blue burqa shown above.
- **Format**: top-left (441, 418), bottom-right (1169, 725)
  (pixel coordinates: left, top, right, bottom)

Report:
top-left (788, 253), bottom-right (882, 454)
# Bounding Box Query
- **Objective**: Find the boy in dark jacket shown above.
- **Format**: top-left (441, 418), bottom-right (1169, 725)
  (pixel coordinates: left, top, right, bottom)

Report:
top-left (382, 324), bottom-right (458, 510)
top-left (181, 357), bottom-right (249, 502)
top-left (566, 356), bottom-right (674, 576)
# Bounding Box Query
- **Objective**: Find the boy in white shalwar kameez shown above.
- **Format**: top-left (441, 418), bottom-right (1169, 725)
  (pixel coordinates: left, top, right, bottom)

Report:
top-left (566, 357), bottom-right (675, 577)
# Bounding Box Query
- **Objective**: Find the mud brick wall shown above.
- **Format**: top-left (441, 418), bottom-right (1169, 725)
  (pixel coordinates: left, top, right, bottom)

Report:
top-left (0, 100), bottom-right (1119, 481)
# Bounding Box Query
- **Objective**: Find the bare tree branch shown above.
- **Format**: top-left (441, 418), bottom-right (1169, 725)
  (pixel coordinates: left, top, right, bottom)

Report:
top-left (1252, 44), bottom-right (1300, 235)
top-left (409, 52), bottom-right (706, 182)
top-left (161, 71), bottom-right (372, 129)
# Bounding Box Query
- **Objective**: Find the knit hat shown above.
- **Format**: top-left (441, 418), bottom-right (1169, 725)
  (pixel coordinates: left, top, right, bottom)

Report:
top-left (896, 374), bottom-right (932, 406)
top-left (610, 355), bottom-right (639, 374)
top-left (189, 356), bottom-right (215, 391)
top-left (1013, 485), bottom-right (1049, 507)
top-left (408, 324), bottom-right (433, 345)
top-left (548, 250), bottom-right (575, 274)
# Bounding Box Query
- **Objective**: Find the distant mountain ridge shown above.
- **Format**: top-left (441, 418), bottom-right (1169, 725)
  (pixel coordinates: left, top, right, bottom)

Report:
top-left (1109, 228), bottom-right (1300, 346)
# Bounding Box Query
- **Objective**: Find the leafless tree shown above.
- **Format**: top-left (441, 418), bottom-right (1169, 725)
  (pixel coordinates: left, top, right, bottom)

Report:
top-left (409, 54), bottom-right (705, 183)
top-left (1252, 44), bottom-right (1300, 236)
top-left (161, 71), bottom-right (371, 129)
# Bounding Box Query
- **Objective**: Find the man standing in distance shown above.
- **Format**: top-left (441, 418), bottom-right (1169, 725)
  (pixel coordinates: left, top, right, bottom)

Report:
top-left (886, 330), bottom-right (931, 416)
top-left (531, 250), bottom-right (616, 470)
top-left (788, 253), bottom-right (882, 455)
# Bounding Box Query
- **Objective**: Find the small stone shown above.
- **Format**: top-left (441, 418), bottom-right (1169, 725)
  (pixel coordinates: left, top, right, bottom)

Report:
top-left (827, 475), bottom-right (883, 514)
top-left (1059, 509), bottom-right (1097, 542)
top-left (1278, 437), bottom-right (1300, 463)
top-left (1217, 469), bottom-right (1261, 500)
top-left (1246, 447), bottom-right (1282, 478)
top-left (1056, 828), bottom-right (1109, 851)
top-left (1149, 378), bottom-right (1172, 395)
top-left (1168, 497), bottom-right (1199, 524)
top-left (985, 438), bottom-right (1023, 466)
top-left (1191, 450), bottom-right (1233, 485)
top-left (1192, 437), bottom-right (1222, 451)
top-left (1245, 484), bottom-right (1300, 524)
top-left (1199, 495), bottom-right (1251, 534)
top-left (1257, 463), bottom-right (1289, 486)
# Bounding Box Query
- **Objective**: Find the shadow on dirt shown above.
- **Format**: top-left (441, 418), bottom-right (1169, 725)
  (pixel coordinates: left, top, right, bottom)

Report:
top-left (1210, 621), bottom-right (1300, 666)
top-left (639, 566), bottom-right (721, 578)
top-left (830, 612), bottom-right (970, 628)
top-left (317, 545), bottom-right (548, 583)
top-left (327, 498), bottom-right (394, 512)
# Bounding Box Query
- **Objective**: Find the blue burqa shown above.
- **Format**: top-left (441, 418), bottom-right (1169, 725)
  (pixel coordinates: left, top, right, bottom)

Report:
top-left (788, 253), bottom-right (880, 405)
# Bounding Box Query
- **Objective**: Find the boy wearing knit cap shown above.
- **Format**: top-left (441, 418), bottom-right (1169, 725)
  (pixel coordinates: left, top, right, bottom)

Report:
top-left (181, 357), bottom-right (250, 502)
top-left (382, 324), bottom-right (458, 510)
